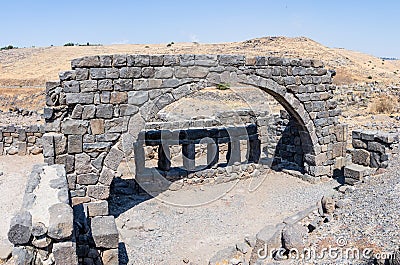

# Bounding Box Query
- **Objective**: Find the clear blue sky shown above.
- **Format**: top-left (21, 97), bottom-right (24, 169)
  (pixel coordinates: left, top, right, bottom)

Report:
top-left (1, 0), bottom-right (399, 58)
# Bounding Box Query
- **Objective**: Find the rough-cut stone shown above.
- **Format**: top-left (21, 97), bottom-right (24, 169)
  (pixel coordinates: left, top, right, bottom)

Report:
top-left (61, 120), bottom-right (88, 135)
top-left (128, 91), bottom-right (149, 106)
top-left (48, 203), bottom-right (73, 240)
top-left (88, 185), bottom-right (110, 200)
top-left (8, 211), bottom-right (32, 245)
top-left (250, 224), bottom-right (284, 264)
top-left (102, 248), bottom-right (119, 265)
top-left (86, 201), bottom-right (109, 217)
top-left (104, 147), bottom-right (124, 171)
top-left (68, 135), bottom-right (82, 153)
top-left (352, 149), bottom-right (370, 166)
top-left (344, 163), bottom-right (372, 184)
top-left (91, 216), bottom-right (119, 249)
top-left (282, 224), bottom-right (308, 250)
top-left (53, 242), bottom-right (78, 265)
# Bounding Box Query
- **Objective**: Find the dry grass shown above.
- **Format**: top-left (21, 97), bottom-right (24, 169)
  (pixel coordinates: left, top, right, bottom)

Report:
top-left (0, 87), bottom-right (45, 112)
top-left (368, 95), bottom-right (399, 114)
top-left (1, 36), bottom-right (400, 88)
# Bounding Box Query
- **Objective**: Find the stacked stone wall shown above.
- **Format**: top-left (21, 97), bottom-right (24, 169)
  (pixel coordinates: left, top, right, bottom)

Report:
top-left (0, 125), bottom-right (44, 155)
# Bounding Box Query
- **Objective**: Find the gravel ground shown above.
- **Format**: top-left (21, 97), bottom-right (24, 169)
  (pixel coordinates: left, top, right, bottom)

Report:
top-left (303, 153), bottom-right (400, 265)
top-left (111, 171), bottom-right (339, 265)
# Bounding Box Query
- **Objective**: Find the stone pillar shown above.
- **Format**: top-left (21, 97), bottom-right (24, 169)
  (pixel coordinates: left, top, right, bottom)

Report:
top-left (182, 143), bottom-right (195, 171)
top-left (226, 139), bottom-right (241, 165)
top-left (134, 141), bottom-right (145, 174)
top-left (207, 141), bottom-right (219, 168)
top-left (248, 139), bottom-right (261, 163)
top-left (158, 144), bottom-right (171, 171)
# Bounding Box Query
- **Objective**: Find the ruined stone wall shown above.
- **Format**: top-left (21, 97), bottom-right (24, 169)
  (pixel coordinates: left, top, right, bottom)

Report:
top-left (42, 54), bottom-right (346, 263)
top-left (0, 125), bottom-right (44, 155)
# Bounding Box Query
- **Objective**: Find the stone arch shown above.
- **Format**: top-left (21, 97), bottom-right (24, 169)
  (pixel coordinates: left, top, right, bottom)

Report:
top-left (43, 54), bottom-right (347, 216)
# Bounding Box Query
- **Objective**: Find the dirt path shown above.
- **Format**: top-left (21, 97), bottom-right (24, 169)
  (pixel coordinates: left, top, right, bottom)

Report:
top-left (0, 155), bottom-right (43, 247)
top-left (115, 172), bottom-right (339, 265)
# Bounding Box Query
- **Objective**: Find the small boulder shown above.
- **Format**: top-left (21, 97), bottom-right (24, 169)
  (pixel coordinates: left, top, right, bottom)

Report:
top-left (282, 224), bottom-right (308, 250)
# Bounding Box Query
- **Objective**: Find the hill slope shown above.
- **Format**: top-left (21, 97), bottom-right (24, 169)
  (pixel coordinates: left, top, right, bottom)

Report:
top-left (1, 36), bottom-right (399, 87)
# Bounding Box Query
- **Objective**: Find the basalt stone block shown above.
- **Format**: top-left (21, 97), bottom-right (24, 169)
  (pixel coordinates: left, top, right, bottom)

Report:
top-left (86, 201), bottom-right (109, 217)
top-left (104, 148), bottom-right (124, 171)
top-left (66, 93), bottom-right (94, 104)
top-left (119, 67), bottom-right (141, 79)
top-left (105, 117), bottom-right (129, 133)
top-left (61, 120), bottom-right (88, 135)
top-left (80, 80), bottom-right (98, 92)
top-left (218, 55), bottom-right (245, 66)
top-left (88, 185), bottom-right (110, 200)
top-left (344, 164), bottom-right (372, 183)
top-left (154, 67), bottom-right (173, 79)
top-left (128, 91), bottom-right (149, 106)
top-left (75, 68), bottom-right (89, 81)
top-left (83, 142), bottom-right (112, 152)
top-left (91, 216), bottom-right (119, 249)
top-left (113, 79), bottom-right (133, 91)
top-left (96, 104), bottom-right (113, 119)
top-left (352, 149), bottom-right (370, 166)
top-left (48, 203), bottom-right (73, 240)
top-left (77, 173), bottom-right (99, 185)
top-left (8, 211), bottom-right (32, 245)
top-left (53, 242), bottom-right (78, 265)
top-left (367, 141), bottom-right (385, 154)
top-left (361, 131), bottom-right (376, 141)
top-left (59, 70), bottom-right (76, 81)
top-left (68, 135), bottom-right (83, 153)
top-left (71, 56), bottom-right (100, 68)
top-left (352, 139), bottom-right (367, 149)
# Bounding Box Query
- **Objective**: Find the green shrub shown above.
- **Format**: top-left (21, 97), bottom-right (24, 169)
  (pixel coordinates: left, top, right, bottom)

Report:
top-left (216, 83), bottom-right (230, 90)
top-left (367, 76), bottom-right (373, 79)
top-left (64, 42), bottom-right (75, 46)
top-left (0, 45), bottom-right (17, 51)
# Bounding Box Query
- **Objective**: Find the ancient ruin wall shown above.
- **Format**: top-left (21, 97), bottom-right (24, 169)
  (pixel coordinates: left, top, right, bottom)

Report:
top-left (43, 53), bottom-right (347, 211)
top-left (0, 125), bottom-right (44, 155)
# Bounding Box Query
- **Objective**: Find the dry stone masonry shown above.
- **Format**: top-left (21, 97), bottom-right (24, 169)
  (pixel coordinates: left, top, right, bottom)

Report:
top-left (0, 125), bottom-right (44, 155)
top-left (344, 130), bottom-right (399, 184)
top-left (41, 54), bottom-right (347, 262)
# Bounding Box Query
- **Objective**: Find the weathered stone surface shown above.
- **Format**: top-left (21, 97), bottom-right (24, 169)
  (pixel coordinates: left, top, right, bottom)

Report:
top-left (91, 216), bottom-right (119, 248)
top-left (61, 120), bottom-right (88, 135)
top-left (128, 91), bottom-right (149, 106)
top-left (90, 119), bottom-right (104, 135)
top-left (8, 211), bottom-right (32, 245)
top-left (77, 173), bottom-right (99, 185)
top-left (321, 196), bottom-right (335, 214)
top-left (104, 147), bottom-right (124, 171)
top-left (48, 203), bottom-right (73, 240)
top-left (99, 167), bottom-right (114, 186)
top-left (344, 163), bottom-right (372, 183)
top-left (352, 149), bottom-right (370, 166)
top-left (86, 201), bottom-right (109, 217)
top-left (75, 153), bottom-right (93, 174)
top-left (105, 117), bottom-right (129, 133)
top-left (102, 248), bottom-right (119, 265)
top-left (53, 242), bottom-right (78, 265)
top-left (68, 134), bottom-right (82, 153)
top-left (88, 185), bottom-right (110, 200)
top-left (96, 104), bottom-right (113, 119)
top-left (250, 224), bottom-right (284, 264)
top-left (282, 224), bottom-right (308, 250)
